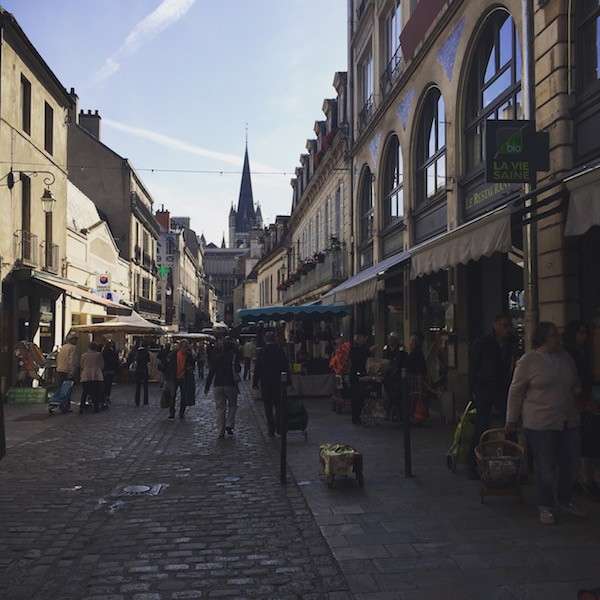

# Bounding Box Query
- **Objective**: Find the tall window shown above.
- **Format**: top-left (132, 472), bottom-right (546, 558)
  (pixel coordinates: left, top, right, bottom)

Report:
top-left (385, 2), bottom-right (402, 65)
top-left (382, 1), bottom-right (402, 94)
top-left (337, 184), bottom-right (344, 241)
top-left (44, 102), bottom-right (54, 155)
top-left (359, 167), bottom-right (374, 244)
top-left (382, 134), bottom-right (403, 227)
top-left (21, 75), bottom-right (31, 135)
top-left (416, 89), bottom-right (446, 205)
top-left (358, 52), bottom-right (374, 129)
top-left (21, 174), bottom-right (31, 233)
top-left (465, 11), bottom-right (522, 172)
top-left (579, 1), bottom-right (600, 92)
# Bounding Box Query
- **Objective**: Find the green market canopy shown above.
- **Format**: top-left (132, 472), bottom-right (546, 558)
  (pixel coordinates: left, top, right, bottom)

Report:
top-left (237, 304), bottom-right (350, 323)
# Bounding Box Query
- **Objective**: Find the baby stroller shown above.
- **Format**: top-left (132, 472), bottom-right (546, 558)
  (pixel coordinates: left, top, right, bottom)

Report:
top-left (446, 401), bottom-right (476, 472)
top-left (47, 380), bottom-right (75, 414)
top-left (277, 397), bottom-right (308, 440)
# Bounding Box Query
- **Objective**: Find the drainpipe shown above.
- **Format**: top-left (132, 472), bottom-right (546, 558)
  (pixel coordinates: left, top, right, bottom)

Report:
top-left (522, 0), bottom-right (538, 351)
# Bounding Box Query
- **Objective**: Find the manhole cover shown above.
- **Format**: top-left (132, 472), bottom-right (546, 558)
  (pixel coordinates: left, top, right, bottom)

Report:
top-left (123, 485), bottom-right (151, 494)
top-left (112, 483), bottom-right (164, 497)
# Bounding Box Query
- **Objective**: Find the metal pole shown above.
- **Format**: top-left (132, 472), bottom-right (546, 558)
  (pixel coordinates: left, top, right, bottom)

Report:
top-left (401, 368), bottom-right (413, 477)
top-left (279, 371), bottom-right (287, 484)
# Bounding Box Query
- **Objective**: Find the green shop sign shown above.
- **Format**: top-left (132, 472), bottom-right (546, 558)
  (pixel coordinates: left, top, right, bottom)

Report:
top-left (485, 120), bottom-right (549, 184)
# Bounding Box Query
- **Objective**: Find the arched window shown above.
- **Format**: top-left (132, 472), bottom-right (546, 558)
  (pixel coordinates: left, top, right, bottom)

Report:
top-left (465, 11), bottom-right (522, 172)
top-left (416, 89), bottom-right (446, 205)
top-left (359, 167), bottom-right (374, 244)
top-left (382, 134), bottom-right (403, 227)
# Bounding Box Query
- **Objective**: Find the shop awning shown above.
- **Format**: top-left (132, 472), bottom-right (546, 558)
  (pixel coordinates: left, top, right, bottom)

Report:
top-left (237, 304), bottom-right (351, 322)
top-left (322, 250), bottom-right (410, 305)
top-left (564, 163), bottom-right (600, 237)
top-left (70, 310), bottom-right (163, 334)
top-left (410, 207), bottom-right (511, 279)
top-left (31, 271), bottom-right (126, 310)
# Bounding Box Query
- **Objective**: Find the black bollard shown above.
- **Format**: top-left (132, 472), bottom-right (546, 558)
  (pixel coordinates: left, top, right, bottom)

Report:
top-left (401, 368), bottom-right (413, 477)
top-left (280, 371), bottom-right (287, 484)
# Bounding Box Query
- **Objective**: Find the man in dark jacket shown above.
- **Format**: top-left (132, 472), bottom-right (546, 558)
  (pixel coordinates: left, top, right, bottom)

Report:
top-left (204, 339), bottom-right (241, 437)
top-left (134, 341), bottom-right (151, 406)
top-left (349, 331), bottom-right (372, 424)
top-left (165, 339), bottom-right (195, 420)
top-left (467, 314), bottom-right (515, 478)
top-left (382, 331), bottom-right (407, 419)
top-left (253, 331), bottom-right (289, 436)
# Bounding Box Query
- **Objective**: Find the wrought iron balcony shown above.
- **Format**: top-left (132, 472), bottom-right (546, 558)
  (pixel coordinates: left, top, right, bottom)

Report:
top-left (381, 47), bottom-right (403, 98)
top-left (282, 250), bottom-right (346, 303)
top-left (41, 241), bottom-right (59, 273)
top-left (14, 230), bottom-right (38, 265)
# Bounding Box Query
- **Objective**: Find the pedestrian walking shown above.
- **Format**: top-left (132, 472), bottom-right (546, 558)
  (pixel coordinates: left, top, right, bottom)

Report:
top-left (196, 341), bottom-right (207, 380)
top-left (101, 340), bottom-right (120, 403)
top-left (467, 314), bottom-right (516, 479)
top-left (56, 333), bottom-right (80, 386)
top-left (253, 331), bottom-right (290, 436)
top-left (382, 331), bottom-right (408, 419)
top-left (134, 341), bottom-right (151, 406)
top-left (349, 330), bottom-right (372, 425)
top-left (205, 338), bottom-right (241, 437)
top-left (242, 337), bottom-right (257, 380)
top-left (506, 321), bottom-right (586, 525)
top-left (165, 339), bottom-right (195, 420)
top-left (79, 342), bottom-right (104, 413)
top-left (156, 343), bottom-right (170, 383)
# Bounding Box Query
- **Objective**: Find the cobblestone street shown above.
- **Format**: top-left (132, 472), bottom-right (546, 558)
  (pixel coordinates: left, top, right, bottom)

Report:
top-left (2, 380), bottom-right (600, 600)
top-left (0, 382), bottom-right (351, 600)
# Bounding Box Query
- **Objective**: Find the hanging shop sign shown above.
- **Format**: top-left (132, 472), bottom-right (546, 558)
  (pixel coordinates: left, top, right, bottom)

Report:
top-left (96, 274), bottom-right (111, 293)
top-left (485, 120), bottom-right (549, 184)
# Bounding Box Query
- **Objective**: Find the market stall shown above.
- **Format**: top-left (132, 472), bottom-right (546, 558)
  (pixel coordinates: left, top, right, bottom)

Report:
top-left (237, 304), bottom-right (350, 397)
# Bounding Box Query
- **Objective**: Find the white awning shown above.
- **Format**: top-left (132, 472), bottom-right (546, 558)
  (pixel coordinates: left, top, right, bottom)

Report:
top-left (322, 250), bottom-right (410, 305)
top-left (31, 271), bottom-right (126, 310)
top-left (564, 163), bottom-right (600, 237)
top-left (410, 207), bottom-right (511, 279)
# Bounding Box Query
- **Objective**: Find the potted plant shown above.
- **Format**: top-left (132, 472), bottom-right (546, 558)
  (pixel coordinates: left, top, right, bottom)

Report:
top-left (328, 236), bottom-right (343, 251)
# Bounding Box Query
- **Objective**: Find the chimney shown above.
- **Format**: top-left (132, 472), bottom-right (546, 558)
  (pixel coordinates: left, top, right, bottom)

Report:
top-left (155, 205), bottom-right (170, 230)
top-left (79, 109), bottom-right (102, 140)
top-left (68, 87), bottom-right (78, 124)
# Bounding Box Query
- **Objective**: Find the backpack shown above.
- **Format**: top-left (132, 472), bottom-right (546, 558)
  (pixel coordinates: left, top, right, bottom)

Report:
top-left (329, 342), bottom-right (351, 375)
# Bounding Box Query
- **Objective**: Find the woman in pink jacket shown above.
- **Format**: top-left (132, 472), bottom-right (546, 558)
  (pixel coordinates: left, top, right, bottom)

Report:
top-left (506, 321), bottom-right (585, 525)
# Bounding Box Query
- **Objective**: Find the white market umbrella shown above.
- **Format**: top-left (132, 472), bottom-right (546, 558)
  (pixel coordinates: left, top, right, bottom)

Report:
top-left (70, 310), bottom-right (163, 335)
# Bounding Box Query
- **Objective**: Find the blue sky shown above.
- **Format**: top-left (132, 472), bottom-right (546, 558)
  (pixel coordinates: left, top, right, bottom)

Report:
top-left (2, 0), bottom-right (347, 245)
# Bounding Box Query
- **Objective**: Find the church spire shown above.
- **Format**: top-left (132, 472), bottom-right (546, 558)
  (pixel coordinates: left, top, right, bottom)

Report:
top-left (235, 142), bottom-right (255, 233)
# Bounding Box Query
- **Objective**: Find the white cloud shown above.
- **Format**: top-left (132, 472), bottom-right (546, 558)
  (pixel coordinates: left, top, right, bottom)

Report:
top-left (91, 0), bottom-right (196, 84)
top-left (103, 118), bottom-right (285, 174)
top-left (118, 0), bottom-right (196, 57)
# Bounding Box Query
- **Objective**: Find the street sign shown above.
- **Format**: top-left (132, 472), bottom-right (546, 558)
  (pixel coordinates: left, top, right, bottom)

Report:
top-left (485, 120), bottom-right (549, 184)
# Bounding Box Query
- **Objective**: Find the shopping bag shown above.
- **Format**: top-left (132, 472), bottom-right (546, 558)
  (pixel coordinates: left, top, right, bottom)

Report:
top-left (160, 386), bottom-right (171, 409)
top-left (411, 394), bottom-right (427, 424)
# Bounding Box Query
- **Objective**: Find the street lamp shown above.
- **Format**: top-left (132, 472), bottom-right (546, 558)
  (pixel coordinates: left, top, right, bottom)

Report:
top-left (40, 188), bottom-right (56, 214)
top-left (6, 169), bottom-right (57, 213)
